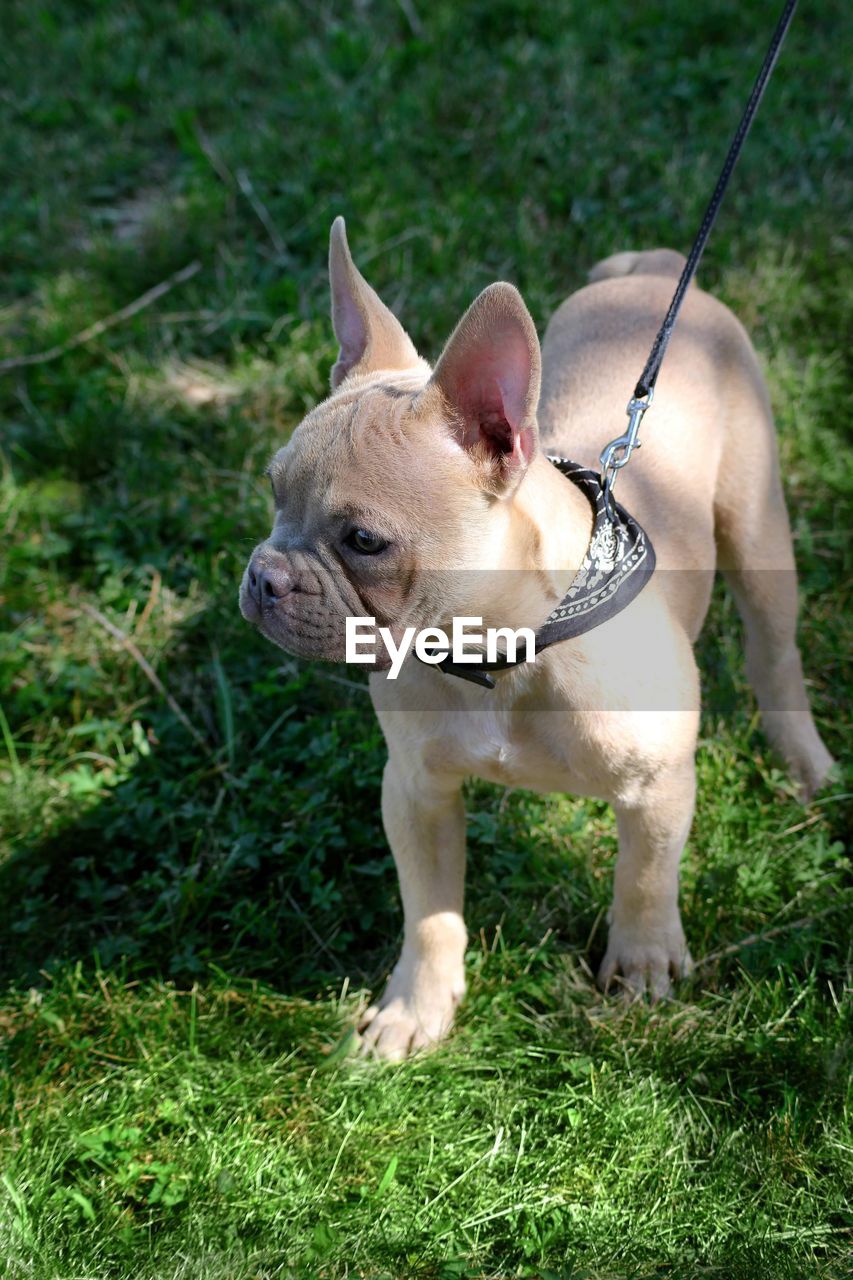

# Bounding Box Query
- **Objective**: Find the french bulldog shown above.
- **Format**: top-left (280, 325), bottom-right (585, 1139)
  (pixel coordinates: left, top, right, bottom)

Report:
top-left (239, 219), bottom-right (833, 1060)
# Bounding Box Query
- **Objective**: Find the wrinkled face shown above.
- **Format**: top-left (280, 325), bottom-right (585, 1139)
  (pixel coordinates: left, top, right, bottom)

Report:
top-left (239, 217), bottom-right (543, 666)
top-left (239, 379), bottom-right (496, 662)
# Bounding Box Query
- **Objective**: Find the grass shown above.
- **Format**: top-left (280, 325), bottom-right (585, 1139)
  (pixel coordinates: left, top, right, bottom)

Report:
top-left (0, 0), bottom-right (850, 1276)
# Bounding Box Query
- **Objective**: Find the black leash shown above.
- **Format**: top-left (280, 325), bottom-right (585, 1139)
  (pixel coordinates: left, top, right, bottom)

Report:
top-left (599, 0), bottom-right (798, 501)
top-left (422, 0), bottom-right (799, 690)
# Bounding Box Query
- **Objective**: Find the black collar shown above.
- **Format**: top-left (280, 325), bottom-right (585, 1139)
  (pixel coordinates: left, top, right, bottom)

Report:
top-left (424, 456), bottom-right (656, 689)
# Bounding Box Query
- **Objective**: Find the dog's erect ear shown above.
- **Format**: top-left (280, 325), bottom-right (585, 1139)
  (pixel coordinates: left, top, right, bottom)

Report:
top-left (328, 217), bottom-right (422, 389)
top-left (426, 282), bottom-right (541, 491)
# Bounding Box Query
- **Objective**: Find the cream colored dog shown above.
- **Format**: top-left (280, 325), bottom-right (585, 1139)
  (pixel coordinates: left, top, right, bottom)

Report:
top-left (239, 219), bottom-right (833, 1060)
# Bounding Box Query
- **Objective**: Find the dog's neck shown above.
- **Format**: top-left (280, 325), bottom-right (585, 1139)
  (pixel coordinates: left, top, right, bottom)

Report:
top-left (452, 449), bottom-right (595, 637)
top-left (513, 451), bottom-right (593, 573)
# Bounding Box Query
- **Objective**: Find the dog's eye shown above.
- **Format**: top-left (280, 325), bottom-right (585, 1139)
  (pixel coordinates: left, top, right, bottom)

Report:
top-left (344, 528), bottom-right (387, 555)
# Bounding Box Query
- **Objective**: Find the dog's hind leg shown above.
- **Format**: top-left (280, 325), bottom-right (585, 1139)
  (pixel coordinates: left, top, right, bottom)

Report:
top-left (715, 401), bottom-right (834, 800)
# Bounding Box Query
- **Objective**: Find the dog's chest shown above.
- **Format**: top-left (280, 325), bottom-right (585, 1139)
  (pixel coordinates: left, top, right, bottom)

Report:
top-left (444, 702), bottom-right (589, 794)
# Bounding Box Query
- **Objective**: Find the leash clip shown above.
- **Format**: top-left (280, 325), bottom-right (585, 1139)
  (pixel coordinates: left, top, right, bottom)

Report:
top-left (599, 387), bottom-right (654, 517)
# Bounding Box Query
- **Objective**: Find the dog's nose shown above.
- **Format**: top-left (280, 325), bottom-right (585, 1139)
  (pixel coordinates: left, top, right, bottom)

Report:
top-left (247, 556), bottom-right (293, 607)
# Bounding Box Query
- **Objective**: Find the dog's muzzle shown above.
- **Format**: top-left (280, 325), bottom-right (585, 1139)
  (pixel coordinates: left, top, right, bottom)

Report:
top-left (239, 546), bottom-right (361, 662)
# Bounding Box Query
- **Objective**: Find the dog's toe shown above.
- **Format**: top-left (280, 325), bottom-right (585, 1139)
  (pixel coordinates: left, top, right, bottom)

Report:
top-left (357, 999), bottom-right (439, 1061)
top-left (598, 924), bottom-right (691, 1003)
top-left (357, 1002), bottom-right (379, 1030)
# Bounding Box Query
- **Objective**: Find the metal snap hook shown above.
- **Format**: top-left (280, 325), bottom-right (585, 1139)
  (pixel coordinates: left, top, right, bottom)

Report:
top-left (599, 388), bottom-right (655, 499)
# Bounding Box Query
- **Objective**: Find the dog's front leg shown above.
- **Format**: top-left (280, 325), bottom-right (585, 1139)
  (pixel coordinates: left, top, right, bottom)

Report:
top-left (358, 757), bottom-right (467, 1060)
top-left (599, 760), bottom-right (696, 999)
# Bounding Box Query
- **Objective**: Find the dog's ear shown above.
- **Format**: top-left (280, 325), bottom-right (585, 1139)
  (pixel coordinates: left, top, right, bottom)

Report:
top-left (426, 282), bottom-right (541, 493)
top-left (328, 217), bottom-right (422, 388)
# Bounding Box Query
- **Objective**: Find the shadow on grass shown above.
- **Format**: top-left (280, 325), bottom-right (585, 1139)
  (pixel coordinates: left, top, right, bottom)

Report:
top-left (0, 650), bottom-right (400, 992)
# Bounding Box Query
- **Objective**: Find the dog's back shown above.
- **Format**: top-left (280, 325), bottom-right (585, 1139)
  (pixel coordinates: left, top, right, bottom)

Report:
top-left (539, 249), bottom-right (778, 575)
top-left (538, 249), bottom-right (833, 797)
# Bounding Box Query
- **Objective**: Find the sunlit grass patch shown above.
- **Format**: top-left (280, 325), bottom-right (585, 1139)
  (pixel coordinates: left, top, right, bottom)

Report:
top-left (1, 959), bottom-right (848, 1278)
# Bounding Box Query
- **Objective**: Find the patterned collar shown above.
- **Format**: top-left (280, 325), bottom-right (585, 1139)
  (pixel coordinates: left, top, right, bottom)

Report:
top-left (427, 456), bottom-right (656, 689)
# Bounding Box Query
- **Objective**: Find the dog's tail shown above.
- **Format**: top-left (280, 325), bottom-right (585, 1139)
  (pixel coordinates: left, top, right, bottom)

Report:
top-left (588, 248), bottom-right (688, 283)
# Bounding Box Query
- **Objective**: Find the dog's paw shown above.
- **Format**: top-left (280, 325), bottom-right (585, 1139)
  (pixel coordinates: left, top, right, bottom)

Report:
top-left (793, 743), bottom-right (836, 804)
top-left (357, 960), bottom-right (465, 1061)
top-left (598, 920), bottom-right (692, 1001)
